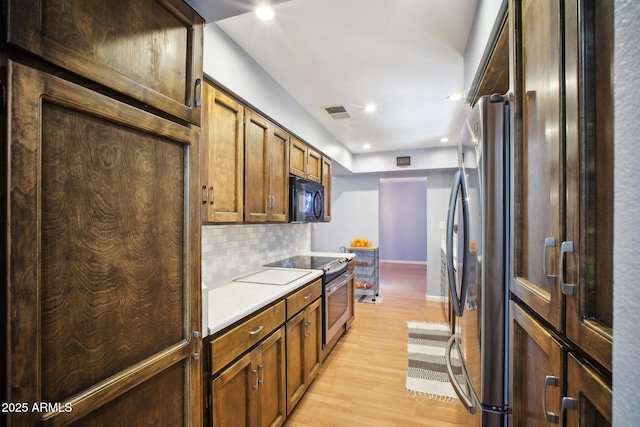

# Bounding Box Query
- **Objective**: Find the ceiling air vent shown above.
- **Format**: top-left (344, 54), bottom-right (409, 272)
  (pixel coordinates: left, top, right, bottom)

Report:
top-left (324, 105), bottom-right (351, 120)
top-left (396, 156), bottom-right (411, 167)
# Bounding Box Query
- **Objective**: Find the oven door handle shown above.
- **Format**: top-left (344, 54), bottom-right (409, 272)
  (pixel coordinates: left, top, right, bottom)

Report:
top-left (326, 273), bottom-right (350, 296)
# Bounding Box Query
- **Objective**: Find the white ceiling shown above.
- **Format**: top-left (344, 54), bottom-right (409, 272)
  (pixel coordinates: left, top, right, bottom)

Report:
top-left (188, 0), bottom-right (478, 154)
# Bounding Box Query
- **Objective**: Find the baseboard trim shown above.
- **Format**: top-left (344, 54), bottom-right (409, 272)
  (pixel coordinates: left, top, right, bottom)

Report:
top-left (380, 260), bottom-right (427, 265)
top-left (425, 295), bottom-right (448, 303)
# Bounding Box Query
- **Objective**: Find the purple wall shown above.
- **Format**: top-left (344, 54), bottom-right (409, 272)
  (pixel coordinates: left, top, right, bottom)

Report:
top-left (379, 179), bottom-right (427, 262)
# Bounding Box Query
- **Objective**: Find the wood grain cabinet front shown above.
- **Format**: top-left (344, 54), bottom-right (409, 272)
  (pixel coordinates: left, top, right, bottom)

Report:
top-left (244, 110), bottom-right (290, 223)
top-left (211, 327), bottom-right (287, 427)
top-left (209, 301), bottom-right (286, 375)
top-left (285, 297), bottom-right (322, 414)
top-left (8, 0), bottom-right (204, 125)
top-left (289, 137), bottom-right (322, 183)
top-left (201, 81), bottom-right (245, 223)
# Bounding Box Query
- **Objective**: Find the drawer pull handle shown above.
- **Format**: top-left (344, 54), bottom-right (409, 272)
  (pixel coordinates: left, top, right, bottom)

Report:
top-left (249, 326), bottom-right (264, 336)
top-left (304, 293), bottom-right (312, 300)
top-left (543, 375), bottom-right (560, 423)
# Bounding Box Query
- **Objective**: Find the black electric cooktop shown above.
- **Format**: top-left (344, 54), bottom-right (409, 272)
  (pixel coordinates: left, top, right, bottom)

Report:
top-left (264, 255), bottom-right (339, 270)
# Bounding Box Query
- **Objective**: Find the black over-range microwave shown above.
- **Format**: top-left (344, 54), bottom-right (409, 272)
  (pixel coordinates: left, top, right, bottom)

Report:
top-left (289, 175), bottom-right (325, 222)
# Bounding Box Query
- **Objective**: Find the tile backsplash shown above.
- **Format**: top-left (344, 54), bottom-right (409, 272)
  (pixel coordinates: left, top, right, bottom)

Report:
top-left (201, 223), bottom-right (311, 284)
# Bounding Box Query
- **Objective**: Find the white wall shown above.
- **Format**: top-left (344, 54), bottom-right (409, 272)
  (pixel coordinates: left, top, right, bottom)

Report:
top-left (463, 0), bottom-right (506, 97)
top-left (379, 178), bottom-right (427, 263)
top-left (613, 1), bottom-right (640, 424)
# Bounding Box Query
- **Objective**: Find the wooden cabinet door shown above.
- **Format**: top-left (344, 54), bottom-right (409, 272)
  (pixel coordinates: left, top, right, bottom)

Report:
top-left (510, 302), bottom-right (564, 426)
top-left (268, 125), bottom-right (290, 222)
top-left (305, 298), bottom-right (323, 383)
top-left (256, 328), bottom-right (287, 427)
top-left (245, 110), bottom-right (270, 222)
top-left (201, 82), bottom-right (244, 223)
top-left (321, 157), bottom-right (332, 221)
top-left (510, 0), bottom-right (565, 331)
top-left (8, 0), bottom-right (204, 125)
top-left (306, 147), bottom-right (322, 183)
top-left (563, 0), bottom-right (613, 373)
top-left (6, 61), bottom-right (201, 426)
top-left (211, 354), bottom-right (253, 427)
top-left (289, 138), bottom-right (308, 178)
top-left (562, 353), bottom-right (611, 426)
top-left (285, 310), bottom-right (307, 414)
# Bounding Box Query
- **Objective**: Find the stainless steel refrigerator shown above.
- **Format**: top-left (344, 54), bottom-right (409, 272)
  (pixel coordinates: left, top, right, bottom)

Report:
top-left (444, 94), bottom-right (510, 426)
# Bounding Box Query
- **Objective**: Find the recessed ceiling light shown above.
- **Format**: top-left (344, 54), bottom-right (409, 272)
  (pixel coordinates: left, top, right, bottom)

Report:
top-left (364, 104), bottom-right (377, 112)
top-left (440, 137), bottom-right (449, 143)
top-left (362, 143), bottom-right (372, 149)
top-left (255, 5), bottom-right (275, 20)
top-left (447, 92), bottom-right (463, 101)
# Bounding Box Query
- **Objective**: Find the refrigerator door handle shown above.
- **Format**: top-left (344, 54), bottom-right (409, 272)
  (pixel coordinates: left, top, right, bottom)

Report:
top-left (445, 335), bottom-right (477, 414)
top-left (446, 170), bottom-right (469, 317)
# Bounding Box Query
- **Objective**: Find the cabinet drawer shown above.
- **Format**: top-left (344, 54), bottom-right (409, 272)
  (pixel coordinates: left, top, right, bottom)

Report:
top-left (210, 301), bottom-right (285, 374)
top-left (286, 279), bottom-right (322, 319)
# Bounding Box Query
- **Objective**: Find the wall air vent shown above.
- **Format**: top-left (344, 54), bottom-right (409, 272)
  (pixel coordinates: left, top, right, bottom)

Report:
top-left (323, 105), bottom-right (351, 120)
top-left (396, 156), bottom-right (411, 167)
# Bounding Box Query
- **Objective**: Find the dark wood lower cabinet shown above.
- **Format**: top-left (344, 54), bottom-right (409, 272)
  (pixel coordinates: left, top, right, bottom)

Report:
top-left (285, 298), bottom-right (322, 414)
top-left (510, 301), bottom-right (611, 426)
top-left (211, 328), bottom-right (286, 427)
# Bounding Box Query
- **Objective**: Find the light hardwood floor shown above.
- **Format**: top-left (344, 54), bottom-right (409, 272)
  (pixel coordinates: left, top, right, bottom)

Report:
top-left (285, 262), bottom-right (475, 426)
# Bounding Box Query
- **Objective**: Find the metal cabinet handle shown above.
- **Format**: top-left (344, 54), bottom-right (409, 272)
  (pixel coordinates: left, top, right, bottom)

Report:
top-left (543, 375), bottom-right (560, 423)
top-left (194, 78), bottom-right (202, 107)
top-left (560, 241), bottom-right (576, 295)
top-left (202, 185), bottom-right (208, 205)
top-left (209, 186), bottom-right (215, 205)
top-left (192, 331), bottom-right (200, 361)
top-left (252, 369), bottom-right (259, 390)
top-left (543, 237), bottom-right (557, 284)
top-left (303, 293), bottom-right (312, 300)
top-left (559, 396), bottom-right (578, 426)
top-left (249, 325), bottom-right (264, 336)
top-left (304, 321), bottom-right (311, 337)
top-left (258, 365), bottom-right (264, 385)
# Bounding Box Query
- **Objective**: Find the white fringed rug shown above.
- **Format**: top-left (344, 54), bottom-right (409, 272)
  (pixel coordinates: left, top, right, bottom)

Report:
top-left (406, 321), bottom-right (462, 402)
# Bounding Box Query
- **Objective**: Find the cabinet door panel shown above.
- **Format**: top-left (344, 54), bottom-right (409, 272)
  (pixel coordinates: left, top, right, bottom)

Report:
top-left (563, 0), bottom-right (613, 372)
top-left (7, 61), bottom-right (201, 425)
top-left (510, 302), bottom-right (564, 426)
top-left (268, 126), bottom-right (290, 222)
top-left (285, 310), bottom-right (307, 413)
top-left (511, 0), bottom-right (564, 331)
top-left (289, 138), bottom-right (307, 178)
top-left (306, 147), bottom-right (322, 183)
top-left (563, 353), bottom-right (611, 427)
top-left (245, 111), bottom-right (269, 222)
top-left (305, 298), bottom-right (323, 382)
top-left (212, 354), bottom-right (253, 427)
top-left (321, 157), bottom-right (332, 222)
top-left (257, 328), bottom-right (286, 427)
top-left (9, 0), bottom-right (204, 125)
top-left (201, 83), bottom-right (244, 223)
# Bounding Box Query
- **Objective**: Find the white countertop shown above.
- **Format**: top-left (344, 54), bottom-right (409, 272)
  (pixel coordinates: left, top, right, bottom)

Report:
top-left (203, 252), bottom-right (354, 337)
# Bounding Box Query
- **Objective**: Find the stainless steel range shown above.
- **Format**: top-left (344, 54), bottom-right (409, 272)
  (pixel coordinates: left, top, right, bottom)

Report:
top-left (264, 255), bottom-right (351, 347)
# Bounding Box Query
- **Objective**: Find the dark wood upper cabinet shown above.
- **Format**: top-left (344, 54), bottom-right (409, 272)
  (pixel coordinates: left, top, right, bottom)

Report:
top-left (6, 60), bottom-right (202, 426)
top-left (511, 0), bottom-right (565, 332)
top-left (7, 0), bottom-right (204, 125)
